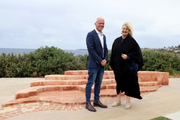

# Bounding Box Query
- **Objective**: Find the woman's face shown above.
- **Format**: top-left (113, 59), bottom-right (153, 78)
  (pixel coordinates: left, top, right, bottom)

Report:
top-left (121, 25), bottom-right (129, 36)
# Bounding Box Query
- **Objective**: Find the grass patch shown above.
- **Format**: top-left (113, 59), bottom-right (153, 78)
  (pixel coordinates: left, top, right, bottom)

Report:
top-left (151, 116), bottom-right (172, 120)
top-left (169, 69), bottom-right (180, 78)
top-left (172, 69), bottom-right (180, 75)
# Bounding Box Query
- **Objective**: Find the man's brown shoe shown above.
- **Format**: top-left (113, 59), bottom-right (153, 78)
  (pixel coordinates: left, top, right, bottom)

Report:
top-left (85, 103), bottom-right (96, 112)
top-left (93, 101), bottom-right (107, 108)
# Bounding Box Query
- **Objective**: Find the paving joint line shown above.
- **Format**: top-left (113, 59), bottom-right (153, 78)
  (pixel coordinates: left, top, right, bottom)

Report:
top-left (0, 93), bottom-right (148, 120)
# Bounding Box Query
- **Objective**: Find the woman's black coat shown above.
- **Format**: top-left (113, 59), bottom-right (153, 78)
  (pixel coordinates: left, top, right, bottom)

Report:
top-left (109, 35), bottom-right (144, 99)
top-left (110, 35), bottom-right (143, 73)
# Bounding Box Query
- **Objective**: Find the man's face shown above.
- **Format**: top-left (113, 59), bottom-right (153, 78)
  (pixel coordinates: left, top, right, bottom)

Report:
top-left (95, 19), bottom-right (104, 32)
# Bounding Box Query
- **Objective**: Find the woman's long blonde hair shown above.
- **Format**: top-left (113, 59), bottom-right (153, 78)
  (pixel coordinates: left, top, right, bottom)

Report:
top-left (122, 22), bottom-right (133, 37)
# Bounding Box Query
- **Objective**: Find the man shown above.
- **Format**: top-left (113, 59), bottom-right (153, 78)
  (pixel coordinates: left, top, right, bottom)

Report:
top-left (85, 17), bottom-right (108, 112)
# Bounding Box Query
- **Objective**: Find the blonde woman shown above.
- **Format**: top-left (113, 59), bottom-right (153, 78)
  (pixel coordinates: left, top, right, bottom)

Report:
top-left (109, 22), bottom-right (144, 109)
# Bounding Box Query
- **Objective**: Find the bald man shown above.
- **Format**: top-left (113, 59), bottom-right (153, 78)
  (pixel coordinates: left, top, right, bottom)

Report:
top-left (85, 17), bottom-right (108, 112)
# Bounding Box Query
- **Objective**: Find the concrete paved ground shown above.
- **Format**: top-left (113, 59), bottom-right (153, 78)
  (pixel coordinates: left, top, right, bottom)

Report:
top-left (0, 78), bottom-right (44, 107)
top-left (0, 78), bottom-right (180, 120)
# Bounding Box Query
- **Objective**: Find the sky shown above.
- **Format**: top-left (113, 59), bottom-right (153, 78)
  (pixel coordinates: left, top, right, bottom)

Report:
top-left (0, 0), bottom-right (180, 50)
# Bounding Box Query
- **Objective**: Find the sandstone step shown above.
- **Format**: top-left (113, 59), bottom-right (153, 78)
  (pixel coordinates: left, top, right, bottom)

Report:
top-left (78, 84), bottom-right (160, 92)
top-left (31, 79), bottom-right (158, 87)
top-left (64, 70), bottom-right (169, 85)
top-left (2, 89), bottom-right (118, 107)
top-left (140, 86), bottom-right (160, 92)
top-left (2, 86), bottom-right (160, 108)
top-left (31, 79), bottom-right (116, 87)
top-left (74, 84), bottom-right (116, 92)
top-left (31, 80), bottom-right (87, 87)
top-left (45, 75), bottom-right (115, 80)
top-left (15, 83), bottom-right (120, 99)
top-left (138, 71), bottom-right (169, 85)
top-left (65, 70), bottom-right (114, 76)
top-left (139, 81), bottom-right (158, 86)
top-left (45, 75), bottom-right (88, 80)
top-left (15, 85), bottom-right (80, 99)
top-left (138, 71), bottom-right (158, 82)
top-left (46, 72), bottom-right (167, 84)
top-left (101, 81), bottom-right (159, 88)
top-left (102, 79), bottom-right (116, 84)
top-left (1, 70), bottom-right (169, 108)
top-left (17, 81), bottom-right (161, 99)
top-left (65, 70), bottom-right (88, 75)
top-left (15, 84), bottom-right (117, 99)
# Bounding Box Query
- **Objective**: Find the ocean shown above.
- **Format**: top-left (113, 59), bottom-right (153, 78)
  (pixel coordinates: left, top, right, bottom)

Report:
top-left (0, 48), bottom-right (88, 56)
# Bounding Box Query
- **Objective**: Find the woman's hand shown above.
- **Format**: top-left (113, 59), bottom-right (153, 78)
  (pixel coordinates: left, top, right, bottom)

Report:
top-left (121, 53), bottom-right (128, 60)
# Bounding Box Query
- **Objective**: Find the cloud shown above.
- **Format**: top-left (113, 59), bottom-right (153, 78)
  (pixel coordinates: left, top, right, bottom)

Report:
top-left (0, 0), bottom-right (180, 49)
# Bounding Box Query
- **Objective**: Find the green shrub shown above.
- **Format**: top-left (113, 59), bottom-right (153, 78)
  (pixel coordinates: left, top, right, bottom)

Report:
top-left (17, 53), bottom-right (34, 77)
top-left (0, 53), bottom-right (7, 77)
top-left (171, 52), bottom-right (180, 71)
top-left (141, 50), bottom-right (180, 73)
top-left (76, 54), bottom-right (88, 70)
top-left (104, 51), bottom-right (111, 70)
top-left (1, 47), bottom-right (180, 78)
top-left (0, 52), bottom-right (19, 77)
top-left (0, 52), bottom-right (34, 77)
top-left (76, 52), bottom-right (111, 70)
top-left (28, 46), bottom-right (86, 76)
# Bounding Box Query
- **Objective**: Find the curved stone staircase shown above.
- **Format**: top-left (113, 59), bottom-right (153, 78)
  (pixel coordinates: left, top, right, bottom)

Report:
top-left (2, 71), bottom-right (169, 107)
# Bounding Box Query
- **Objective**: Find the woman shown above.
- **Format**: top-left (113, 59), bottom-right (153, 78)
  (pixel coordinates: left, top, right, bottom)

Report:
top-left (109, 22), bottom-right (144, 109)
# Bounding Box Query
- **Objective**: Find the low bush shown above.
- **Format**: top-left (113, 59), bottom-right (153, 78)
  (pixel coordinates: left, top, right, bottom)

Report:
top-left (0, 47), bottom-right (180, 77)
top-left (0, 46), bottom-right (88, 77)
top-left (141, 50), bottom-right (180, 74)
